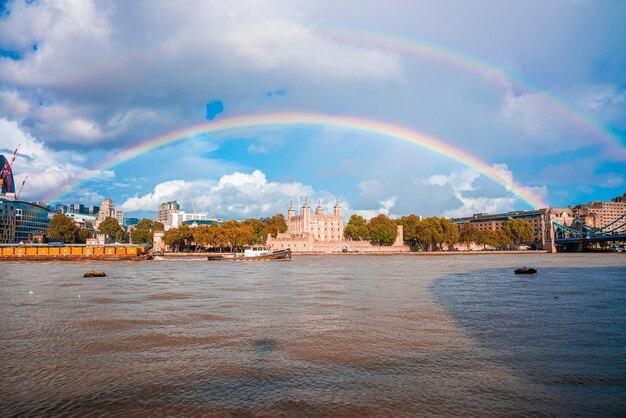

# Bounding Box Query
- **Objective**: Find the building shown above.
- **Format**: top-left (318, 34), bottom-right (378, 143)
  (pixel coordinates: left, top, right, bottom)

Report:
top-left (182, 219), bottom-right (222, 227)
top-left (571, 194), bottom-right (626, 233)
top-left (157, 201), bottom-right (180, 227)
top-left (171, 211), bottom-right (208, 228)
top-left (0, 196), bottom-right (51, 243)
top-left (451, 209), bottom-right (545, 236)
top-left (285, 199), bottom-right (344, 241)
top-left (123, 218), bottom-right (139, 227)
top-left (65, 213), bottom-right (97, 231)
top-left (95, 198), bottom-right (123, 227)
top-left (0, 154), bottom-right (16, 194)
top-left (268, 199), bottom-right (408, 253)
top-left (114, 209), bottom-right (124, 226)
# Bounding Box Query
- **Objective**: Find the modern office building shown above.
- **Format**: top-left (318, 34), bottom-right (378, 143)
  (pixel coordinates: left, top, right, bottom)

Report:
top-left (0, 196), bottom-right (51, 243)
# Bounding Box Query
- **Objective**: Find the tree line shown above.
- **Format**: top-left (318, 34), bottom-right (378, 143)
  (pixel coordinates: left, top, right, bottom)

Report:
top-left (162, 215), bottom-right (288, 252)
top-left (46, 214), bottom-right (163, 244)
top-left (47, 211), bottom-right (535, 252)
top-left (344, 214), bottom-right (535, 250)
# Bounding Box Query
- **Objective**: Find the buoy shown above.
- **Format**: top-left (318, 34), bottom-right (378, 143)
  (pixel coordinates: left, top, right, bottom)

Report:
top-left (83, 271), bottom-right (107, 278)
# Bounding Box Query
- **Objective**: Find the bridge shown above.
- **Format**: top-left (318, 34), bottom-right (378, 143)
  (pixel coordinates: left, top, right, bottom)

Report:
top-left (550, 213), bottom-right (626, 251)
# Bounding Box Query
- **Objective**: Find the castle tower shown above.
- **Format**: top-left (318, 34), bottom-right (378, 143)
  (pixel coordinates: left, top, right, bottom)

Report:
top-left (333, 198), bottom-right (341, 218)
top-left (315, 199), bottom-right (323, 215)
top-left (302, 196), bottom-right (310, 235)
top-left (287, 200), bottom-right (295, 220)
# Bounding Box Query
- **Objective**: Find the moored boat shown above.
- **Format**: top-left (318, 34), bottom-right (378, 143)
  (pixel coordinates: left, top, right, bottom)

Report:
top-left (207, 246), bottom-right (291, 261)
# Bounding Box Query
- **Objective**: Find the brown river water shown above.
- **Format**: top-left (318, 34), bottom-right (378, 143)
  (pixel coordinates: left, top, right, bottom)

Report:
top-left (1, 254), bottom-right (625, 417)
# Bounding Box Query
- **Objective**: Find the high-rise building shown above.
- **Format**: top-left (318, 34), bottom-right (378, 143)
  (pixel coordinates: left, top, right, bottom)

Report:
top-left (114, 209), bottom-right (124, 226)
top-left (0, 154), bottom-right (16, 195)
top-left (170, 211), bottom-right (208, 228)
top-left (95, 198), bottom-right (123, 227)
top-left (157, 200), bottom-right (180, 227)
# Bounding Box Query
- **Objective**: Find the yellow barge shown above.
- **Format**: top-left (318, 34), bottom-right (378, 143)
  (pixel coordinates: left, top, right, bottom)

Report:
top-left (0, 244), bottom-right (152, 261)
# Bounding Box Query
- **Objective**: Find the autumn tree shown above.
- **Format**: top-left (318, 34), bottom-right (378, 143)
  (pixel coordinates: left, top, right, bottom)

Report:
top-left (221, 221), bottom-right (255, 251)
top-left (367, 214), bottom-right (397, 245)
top-left (344, 214), bottom-right (368, 240)
top-left (265, 214), bottom-right (287, 237)
top-left (48, 214), bottom-right (78, 243)
top-left (242, 218), bottom-right (268, 244)
top-left (503, 219), bottom-right (534, 246)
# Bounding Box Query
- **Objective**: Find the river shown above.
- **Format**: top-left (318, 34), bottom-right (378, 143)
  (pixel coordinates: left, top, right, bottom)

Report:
top-left (1, 254), bottom-right (625, 416)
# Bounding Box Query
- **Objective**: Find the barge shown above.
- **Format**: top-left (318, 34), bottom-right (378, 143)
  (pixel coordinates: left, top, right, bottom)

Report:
top-left (0, 244), bottom-right (152, 261)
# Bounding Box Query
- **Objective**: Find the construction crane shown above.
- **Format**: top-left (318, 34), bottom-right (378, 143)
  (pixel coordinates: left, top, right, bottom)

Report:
top-left (16, 176), bottom-right (29, 200)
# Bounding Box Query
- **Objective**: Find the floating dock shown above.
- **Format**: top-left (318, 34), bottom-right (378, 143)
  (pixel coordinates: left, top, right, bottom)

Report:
top-left (0, 244), bottom-right (152, 261)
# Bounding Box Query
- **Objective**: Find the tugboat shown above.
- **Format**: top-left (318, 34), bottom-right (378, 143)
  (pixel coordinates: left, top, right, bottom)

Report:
top-left (207, 246), bottom-right (291, 261)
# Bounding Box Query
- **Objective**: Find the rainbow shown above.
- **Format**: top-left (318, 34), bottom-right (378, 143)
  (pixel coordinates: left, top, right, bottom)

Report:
top-left (328, 29), bottom-right (624, 153)
top-left (47, 112), bottom-right (548, 208)
top-left (55, 28), bottom-right (624, 154)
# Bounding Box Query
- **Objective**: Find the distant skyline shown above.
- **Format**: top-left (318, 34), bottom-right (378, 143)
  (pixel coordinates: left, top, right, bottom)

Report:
top-left (1, 0), bottom-right (625, 219)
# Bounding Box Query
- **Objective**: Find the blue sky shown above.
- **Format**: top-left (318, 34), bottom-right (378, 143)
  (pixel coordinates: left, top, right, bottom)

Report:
top-left (0, 0), bottom-right (625, 220)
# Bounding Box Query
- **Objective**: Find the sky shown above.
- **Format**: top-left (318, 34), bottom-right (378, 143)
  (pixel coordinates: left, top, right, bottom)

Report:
top-left (0, 0), bottom-right (625, 220)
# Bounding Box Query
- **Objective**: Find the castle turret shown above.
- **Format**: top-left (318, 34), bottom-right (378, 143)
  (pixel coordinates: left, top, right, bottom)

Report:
top-left (287, 200), bottom-right (295, 220)
top-left (333, 198), bottom-right (341, 218)
top-left (315, 199), bottom-right (323, 215)
top-left (303, 196), bottom-right (310, 235)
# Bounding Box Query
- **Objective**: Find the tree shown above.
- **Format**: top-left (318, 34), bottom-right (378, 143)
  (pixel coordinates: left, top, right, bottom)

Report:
top-left (367, 214), bottom-right (397, 245)
top-left (98, 217), bottom-right (123, 242)
top-left (163, 225), bottom-right (193, 252)
top-left (131, 218), bottom-right (158, 244)
top-left (48, 214), bottom-right (78, 243)
top-left (396, 214), bottom-right (421, 247)
top-left (242, 218), bottom-right (268, 244)
top-left (221, 220), bottom-right (255, 251)
top-left (440, 218), bottom-right (459, 249)
top-left (503, 219), bottom-right (534, 246)
top-left (459, 222), bottom-right (480, 244)
top-left (265, 214), bottom-right (287, 237)
top-left (414, 217), bottom-right (444, 251)
top-left (344, 214), bottom-right (368, 240)
top-left (76, 227), bottom-right (92, 243)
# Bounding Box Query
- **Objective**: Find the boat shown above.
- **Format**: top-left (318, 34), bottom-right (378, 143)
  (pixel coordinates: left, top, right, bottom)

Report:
top-left (514, 266), bottom-right (537, 274)
top-left (207, 246), bottom-right (291, 261)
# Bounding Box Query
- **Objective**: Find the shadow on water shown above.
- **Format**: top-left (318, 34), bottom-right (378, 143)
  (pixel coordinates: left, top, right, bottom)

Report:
top-left (432, 266), bottom-right (626, 416)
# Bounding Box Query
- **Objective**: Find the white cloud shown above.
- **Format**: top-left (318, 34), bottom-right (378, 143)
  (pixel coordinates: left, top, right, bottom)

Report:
top-left (601, 174), bottom-right (623, 188)
top-left (121, 170), bottom-right (314, 217)
top-left (426, 166), bottom-right (546, 217)
top-left (352, 196), bottom-right (397, 220)
top-left (0, 118), bottom-right (112, 201)
top-left (222, 22), bottom-right (402, 80)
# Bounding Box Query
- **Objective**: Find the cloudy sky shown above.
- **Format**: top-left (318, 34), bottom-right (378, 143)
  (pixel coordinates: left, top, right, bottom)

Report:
top-left (1, 0), bottom-right (624, 220)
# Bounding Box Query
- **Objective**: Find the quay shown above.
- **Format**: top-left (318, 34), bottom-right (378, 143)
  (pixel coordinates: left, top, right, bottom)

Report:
top-left (0, 244), bottom-right (152, 261)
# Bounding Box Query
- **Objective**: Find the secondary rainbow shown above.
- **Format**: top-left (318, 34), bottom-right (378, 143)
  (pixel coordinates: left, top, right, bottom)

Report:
top-left (55, 28), bottom-right (624, 154)
top-left (48, 112), bottom-right (548, 208)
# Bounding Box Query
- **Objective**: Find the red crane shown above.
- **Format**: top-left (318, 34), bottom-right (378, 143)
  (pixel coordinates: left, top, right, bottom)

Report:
top-left (16, 176), bottom-right (29, 200)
